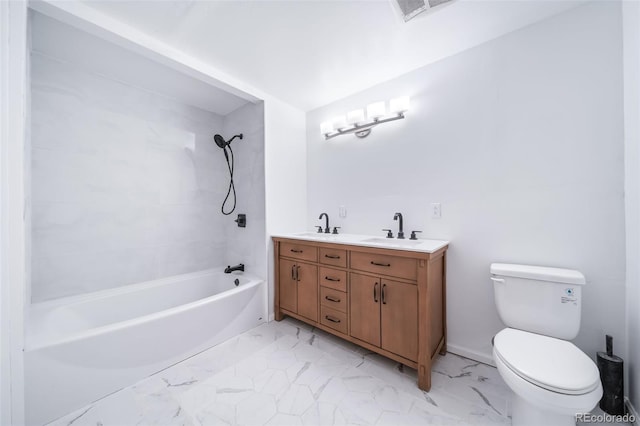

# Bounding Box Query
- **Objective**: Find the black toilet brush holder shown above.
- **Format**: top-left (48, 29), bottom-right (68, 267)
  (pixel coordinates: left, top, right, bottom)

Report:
top-left (596, 335), bottom-right (625, 415)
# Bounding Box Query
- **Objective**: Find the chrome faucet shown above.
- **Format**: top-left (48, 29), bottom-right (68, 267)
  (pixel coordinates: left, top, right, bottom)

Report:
top-left (224, 263), bottom-right (245, 274)
top-left (393, 212), bottom-right (405, 239)
top-left (319, 212), bottom-right (330, 233)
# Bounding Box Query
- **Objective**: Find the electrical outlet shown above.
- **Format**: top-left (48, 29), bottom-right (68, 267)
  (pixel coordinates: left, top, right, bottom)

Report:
top-left (339, 205), bottom-right (347, 218)
top-left (431, 203), bottom-right (441, 219)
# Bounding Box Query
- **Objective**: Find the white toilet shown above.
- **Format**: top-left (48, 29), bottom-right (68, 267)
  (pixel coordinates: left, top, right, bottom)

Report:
top-left (490, 263), bottom-right (603, 426)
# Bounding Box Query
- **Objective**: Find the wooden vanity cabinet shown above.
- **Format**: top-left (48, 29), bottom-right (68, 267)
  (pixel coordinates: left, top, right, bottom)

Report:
top-left (318, 265), bottom-right (348, 334)
top-left (274, 237), bottom-right (447, 391)
top-left (350, 273), bottom-right (418, 361)
top-left (349, 273), bottom-right (381, 346)
top-left (380, 278), bottom-right (418, 361)
top-left (277, 243), bottom-right (319, 322)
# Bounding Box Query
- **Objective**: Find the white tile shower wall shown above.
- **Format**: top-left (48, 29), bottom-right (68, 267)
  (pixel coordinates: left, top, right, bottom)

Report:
top-left (306, 2), bottom-right (625, 364)
top-left (30, 53), bottom-right (230, 302)
top-left (222, 102), bottom-right (267, 281)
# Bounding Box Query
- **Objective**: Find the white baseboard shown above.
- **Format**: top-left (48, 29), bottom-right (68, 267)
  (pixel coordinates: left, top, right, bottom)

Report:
top-left (446, 343), bottom-right (495, 366)
top-left (268, 313), bottom-right (275, 322)
top-left (626, 397), bottom-right (639, 426)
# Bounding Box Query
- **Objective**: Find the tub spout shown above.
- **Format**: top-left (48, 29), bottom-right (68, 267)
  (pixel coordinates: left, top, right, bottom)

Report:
top-left (224, 264), bottom-right (245, 274)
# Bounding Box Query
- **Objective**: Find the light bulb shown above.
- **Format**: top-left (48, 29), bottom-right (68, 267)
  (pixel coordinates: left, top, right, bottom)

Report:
top-left (332, 115), bottom-right (347, 130)
top-left (366, 101), bottom-right (386, 120)
top-left (320, 121), bottom-right (334, 135)
top-left (390, 96), bottom-right (410, 114)
top-left (347, 109), bottom-right (365, 125)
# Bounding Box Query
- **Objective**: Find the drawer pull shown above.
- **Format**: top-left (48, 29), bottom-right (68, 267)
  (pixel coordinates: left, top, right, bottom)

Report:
top-left (371, 261), bottom-right (391, 267)
top-left (324, 254), bottom-right (341, 259)
top-left (290, 249), bottom-right (303, 253)
top-left (325, 315), bottom-right (341, 323)
top-left (324, 276), bottom-right (341, 282)
top-left (325, 295), bottom-right (341, 303)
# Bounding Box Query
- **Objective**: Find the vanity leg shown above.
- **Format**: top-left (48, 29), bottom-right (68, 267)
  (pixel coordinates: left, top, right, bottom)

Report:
top-left (439, 250), bottom-right (448, 356)
top-left (418, 363), bottom-right (432, 391)
top-left (273, 240), bottom-right (282, 322)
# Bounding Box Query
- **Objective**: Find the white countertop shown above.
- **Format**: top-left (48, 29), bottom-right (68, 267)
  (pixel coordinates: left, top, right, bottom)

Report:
top-left (272, 232), bottom-right (449, 254)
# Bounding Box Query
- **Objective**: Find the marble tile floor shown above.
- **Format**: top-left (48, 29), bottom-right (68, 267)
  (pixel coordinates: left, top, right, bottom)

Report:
top-left (49, 318), bottom-right (516, 426)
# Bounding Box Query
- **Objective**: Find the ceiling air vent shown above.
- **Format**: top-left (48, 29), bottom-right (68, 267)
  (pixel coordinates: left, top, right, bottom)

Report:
top-left (393, 0), bottom-right (455, 22)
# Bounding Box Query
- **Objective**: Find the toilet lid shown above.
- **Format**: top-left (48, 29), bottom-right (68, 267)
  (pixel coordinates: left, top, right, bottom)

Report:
top-left (494, 328), bottom-right (601, 395)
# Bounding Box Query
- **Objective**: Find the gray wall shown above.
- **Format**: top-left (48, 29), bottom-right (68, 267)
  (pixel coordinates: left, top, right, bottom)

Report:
top-left (306, 2), bottom-right (625, 363)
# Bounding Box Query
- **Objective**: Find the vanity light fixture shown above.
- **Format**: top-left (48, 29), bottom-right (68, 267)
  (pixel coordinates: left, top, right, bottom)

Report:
top-left (320, 96), bottom-right (410, 140)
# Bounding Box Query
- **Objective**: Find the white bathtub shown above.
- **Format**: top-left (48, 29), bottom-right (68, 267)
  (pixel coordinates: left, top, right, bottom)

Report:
top-left (24, 268), bottom-right (266, 425)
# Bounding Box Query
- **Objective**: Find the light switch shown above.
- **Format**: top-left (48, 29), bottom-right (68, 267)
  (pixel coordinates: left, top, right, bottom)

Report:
top-left (339, 205), bottom-right (347, 218)
top-left (431, 203), bottom-right (441, 219)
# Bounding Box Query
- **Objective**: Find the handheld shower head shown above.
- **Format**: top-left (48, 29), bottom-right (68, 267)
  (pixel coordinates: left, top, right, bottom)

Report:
top-left (214, 134), bottom-right (227, 148)
top-left (213, 132), bottom-right (244, 216)
top-left (213, 133), bottom-right (243, 149)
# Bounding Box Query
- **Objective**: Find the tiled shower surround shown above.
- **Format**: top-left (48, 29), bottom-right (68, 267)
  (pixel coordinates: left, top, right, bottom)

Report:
top-left (222, 102), bottom-right (267, 282)
top-left (30, 52), bottom-right (264, 302)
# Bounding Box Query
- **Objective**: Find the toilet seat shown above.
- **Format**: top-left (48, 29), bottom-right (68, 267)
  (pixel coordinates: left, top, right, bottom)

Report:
top-left (494, 348), bottom-right (603, 417)
top-left (493, 328), bottom-right (600, 395)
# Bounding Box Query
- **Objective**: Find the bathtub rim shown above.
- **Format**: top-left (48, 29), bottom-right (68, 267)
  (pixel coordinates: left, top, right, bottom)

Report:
top-left (26, 268), bottom-right (263, 352)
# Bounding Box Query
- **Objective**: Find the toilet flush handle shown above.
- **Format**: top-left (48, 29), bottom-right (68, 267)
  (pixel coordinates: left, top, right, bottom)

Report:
top-left (490, 277), bottom-right (505, 284)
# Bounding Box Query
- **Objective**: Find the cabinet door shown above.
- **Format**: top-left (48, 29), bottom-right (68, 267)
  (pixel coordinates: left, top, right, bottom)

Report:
top-left (296, 262), bottom-right (318, 322)
top-left (349, 272), bottom-right (380, 347)
top-left (381, 279), bottom-right (418, 361)
top-left (279, 258), bottom-right (297, 313)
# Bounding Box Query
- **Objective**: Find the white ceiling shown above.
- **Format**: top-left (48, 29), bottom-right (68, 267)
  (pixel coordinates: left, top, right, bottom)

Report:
top-left (83, 0), bottom-right (586, 112)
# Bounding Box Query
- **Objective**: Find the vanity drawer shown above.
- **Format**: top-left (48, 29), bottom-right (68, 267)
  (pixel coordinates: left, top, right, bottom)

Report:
top-left (350, 251), bottom-right (417, 281)
top-left (319, 247), bottom-right (347, 268)
top-left (320, 287), bottom-right (347, 313)
top-left (319, 267), bottom-right (347, 292)
top-left (320, 306), bottom-right (348, 335)
top-left (280, 242), bottom-right (318, 262)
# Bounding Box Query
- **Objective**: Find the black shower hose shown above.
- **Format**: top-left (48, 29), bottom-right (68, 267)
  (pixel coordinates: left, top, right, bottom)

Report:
top-left (221, 145), bottom-right (236, 215)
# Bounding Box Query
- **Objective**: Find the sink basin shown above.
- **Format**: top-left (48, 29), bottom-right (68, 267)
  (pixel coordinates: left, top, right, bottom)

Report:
top-left (361, 237), bottom-right (423, 246)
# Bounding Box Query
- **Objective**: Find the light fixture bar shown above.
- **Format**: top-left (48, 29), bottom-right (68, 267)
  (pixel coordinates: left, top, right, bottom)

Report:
top-left (323, 113), bottom-right (405, 140)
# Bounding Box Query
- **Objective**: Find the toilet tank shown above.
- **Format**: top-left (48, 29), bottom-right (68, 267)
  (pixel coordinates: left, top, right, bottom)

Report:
top-left (491, 263), bottom-right (586, 340)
